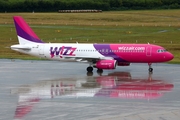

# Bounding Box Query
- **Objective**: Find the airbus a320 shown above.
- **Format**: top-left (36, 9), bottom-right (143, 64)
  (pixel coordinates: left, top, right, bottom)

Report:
top-left (11, 16), bottom-right (174, 73)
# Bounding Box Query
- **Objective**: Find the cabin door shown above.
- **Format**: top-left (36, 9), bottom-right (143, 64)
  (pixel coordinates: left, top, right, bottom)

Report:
top-left (146, 47), bottom-right (152, 56)
top-left (38, 45), bottom-right (44, 55)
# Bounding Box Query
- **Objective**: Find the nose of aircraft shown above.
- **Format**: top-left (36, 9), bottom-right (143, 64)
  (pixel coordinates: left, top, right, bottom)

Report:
top-left (165, 52), bottom-right (174, 61)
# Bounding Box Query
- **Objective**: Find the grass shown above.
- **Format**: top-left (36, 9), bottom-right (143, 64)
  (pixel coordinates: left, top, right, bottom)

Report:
top-left (0, 10), bottom-right (180, 63)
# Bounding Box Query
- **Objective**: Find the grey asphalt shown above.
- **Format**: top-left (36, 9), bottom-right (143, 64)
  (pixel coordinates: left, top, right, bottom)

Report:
top-left (0, 59), bottom-right (180, 120)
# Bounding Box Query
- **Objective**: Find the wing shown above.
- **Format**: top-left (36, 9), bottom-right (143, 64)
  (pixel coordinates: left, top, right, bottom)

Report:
top-left (63, 56), bottom-right (114, 62)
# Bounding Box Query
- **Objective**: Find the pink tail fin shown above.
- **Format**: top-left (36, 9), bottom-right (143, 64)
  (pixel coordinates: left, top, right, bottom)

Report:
top-left (13, 16), bottom-right (44, 44)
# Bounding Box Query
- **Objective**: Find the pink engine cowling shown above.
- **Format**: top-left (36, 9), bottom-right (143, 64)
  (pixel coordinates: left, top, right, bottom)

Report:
top-left (93, 60), bottom-right (117, 69)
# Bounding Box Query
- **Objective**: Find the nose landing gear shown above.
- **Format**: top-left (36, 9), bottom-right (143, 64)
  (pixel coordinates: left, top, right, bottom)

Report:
top-left (148, 63), bottom-right (153, 73)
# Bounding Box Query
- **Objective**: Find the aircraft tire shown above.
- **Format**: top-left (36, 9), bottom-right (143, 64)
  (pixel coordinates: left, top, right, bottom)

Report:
top-left (149, 68), bottom-right (153, 72)
top-left (87, 66), bottom-right (93, 72)
top-left (97, 69), bottom-right (103, 73)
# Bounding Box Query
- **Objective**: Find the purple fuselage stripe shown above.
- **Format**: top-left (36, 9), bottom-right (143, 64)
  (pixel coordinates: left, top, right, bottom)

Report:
top-left (14, 21), bottom-right (43, 43)
top-left (93, 44), bottom-right (127, 62)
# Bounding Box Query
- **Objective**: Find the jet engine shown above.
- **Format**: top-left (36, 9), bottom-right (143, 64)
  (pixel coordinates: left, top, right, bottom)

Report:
top-left (93, 60), bottom-right (117, 69)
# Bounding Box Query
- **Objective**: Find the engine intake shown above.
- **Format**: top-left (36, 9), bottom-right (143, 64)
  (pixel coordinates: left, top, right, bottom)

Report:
top-left (93, 60), bottom-right (117, 69)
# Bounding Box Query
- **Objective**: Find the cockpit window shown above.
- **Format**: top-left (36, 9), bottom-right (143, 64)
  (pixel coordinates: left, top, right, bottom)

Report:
top-left (157, 49), bottom-right (167, 53)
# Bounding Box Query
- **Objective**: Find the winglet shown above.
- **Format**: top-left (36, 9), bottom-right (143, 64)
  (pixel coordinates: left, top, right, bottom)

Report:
top-left (13, 16), bottom-right (44, 44)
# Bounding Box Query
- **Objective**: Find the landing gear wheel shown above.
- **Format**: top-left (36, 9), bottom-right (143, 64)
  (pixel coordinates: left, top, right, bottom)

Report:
top-left (97, 69), bottom-right (103, 73)
top-left (148, 68), bottom-right (153, 72)
top-left (87, 66), bottom-right (93, 72)
top-left (148, 63), bottom-right (153, 73)
top-left (97, 69), bottom-right (103, 76)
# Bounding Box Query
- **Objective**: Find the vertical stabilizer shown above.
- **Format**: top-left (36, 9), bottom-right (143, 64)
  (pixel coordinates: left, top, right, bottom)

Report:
top-left (13, 16), bottom-right (44, 44)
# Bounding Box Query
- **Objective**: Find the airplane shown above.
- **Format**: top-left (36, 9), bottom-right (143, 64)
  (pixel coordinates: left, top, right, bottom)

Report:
top-left (11, 16), bottom-right (174, 72)
top-left (11, 72), bottom-right (173, 119)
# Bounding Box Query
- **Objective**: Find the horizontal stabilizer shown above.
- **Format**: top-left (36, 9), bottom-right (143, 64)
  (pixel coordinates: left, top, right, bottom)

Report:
top-left (11, 44), bottom-right (31, 50)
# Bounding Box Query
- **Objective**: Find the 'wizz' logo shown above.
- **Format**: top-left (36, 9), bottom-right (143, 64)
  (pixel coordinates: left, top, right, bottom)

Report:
top-left (50, 46), bottom-right (76, 58)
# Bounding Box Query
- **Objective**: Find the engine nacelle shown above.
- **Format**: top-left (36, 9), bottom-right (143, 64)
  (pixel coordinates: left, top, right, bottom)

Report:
top-left (117, 62), bottom-right (130, 66)
top-left (93, 60), bottom-right (117, 69)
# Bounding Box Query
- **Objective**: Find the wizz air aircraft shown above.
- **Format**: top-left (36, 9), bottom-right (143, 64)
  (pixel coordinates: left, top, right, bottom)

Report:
top-left (11, 16), bottom-right (174, 72)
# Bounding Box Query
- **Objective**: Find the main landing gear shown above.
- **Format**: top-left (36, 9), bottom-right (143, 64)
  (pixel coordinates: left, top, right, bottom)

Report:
top-left (97, 69), bottom-right (103, 76)
top-left (86, 66), bottom-right (103, 72)
top-left (97, 69), bottom-right (103, 73)
top-left (86, 66), bottom-right (93, 76)
top-left (86, 66), bottom-right (103, 76)
top-left (148, 63), bottom-right (153, 73)
top-left (87, 66), bottom-right (93, 72)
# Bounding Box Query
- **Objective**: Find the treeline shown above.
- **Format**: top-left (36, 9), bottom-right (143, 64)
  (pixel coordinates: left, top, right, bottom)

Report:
top-left (0, 0), bottom-right (180, 12)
